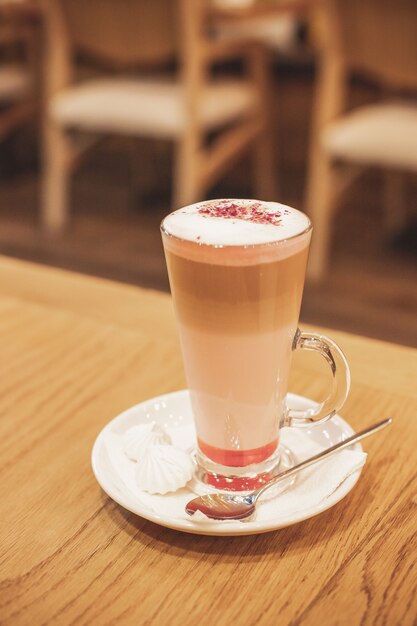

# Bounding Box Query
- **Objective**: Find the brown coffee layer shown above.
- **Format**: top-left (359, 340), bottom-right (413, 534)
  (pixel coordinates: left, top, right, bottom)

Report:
top-left (165, 246), bottom-right (309, 334)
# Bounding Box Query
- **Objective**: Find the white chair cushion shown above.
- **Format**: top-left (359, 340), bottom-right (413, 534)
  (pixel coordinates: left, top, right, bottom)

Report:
top-left (212, 0), bottom-right (254, 7)
top-left (323, 103), bottom-right (417, 171)
top-left (50, 78), bottom-right (258, 138)
top-left (0, 66), bottom-right (31, 103)
top-left (214, 15), bottom-right (297, 53)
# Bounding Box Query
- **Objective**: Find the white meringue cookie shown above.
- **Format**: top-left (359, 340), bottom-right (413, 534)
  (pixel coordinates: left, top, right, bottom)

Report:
top-left (135, 445), bottom-right (194, 494)
top-left (123, 422), bottom-right (172, 462)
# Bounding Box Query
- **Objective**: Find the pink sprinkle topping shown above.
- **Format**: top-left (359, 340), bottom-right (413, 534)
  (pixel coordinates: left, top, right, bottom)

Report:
top-left (197, 200), bottom-right (282, 226)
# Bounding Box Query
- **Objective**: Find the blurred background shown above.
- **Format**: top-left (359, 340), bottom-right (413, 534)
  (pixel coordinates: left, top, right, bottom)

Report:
top-left (0, 0), bottom-right (416, 346)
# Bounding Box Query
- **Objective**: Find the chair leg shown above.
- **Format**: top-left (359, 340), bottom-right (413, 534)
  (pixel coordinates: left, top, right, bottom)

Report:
top-left (306, 153), bottom-right (338, 281)
top-left (128, 137), bottom-right (142, 209)
top-left (173, 136), bottom-right (202, 209)
top-left (384, 170), bottom-right (408, 235)
top-left (252, 122), bottom-right (278, 201)
top-left (247, 43), bottom-right (278, 200)
top-left (42, 121), bottom-right (72, 234)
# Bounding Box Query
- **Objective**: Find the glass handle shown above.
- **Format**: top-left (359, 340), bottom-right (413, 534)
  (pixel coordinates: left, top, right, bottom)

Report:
top-left (284, 329), bottom-right (351, 427)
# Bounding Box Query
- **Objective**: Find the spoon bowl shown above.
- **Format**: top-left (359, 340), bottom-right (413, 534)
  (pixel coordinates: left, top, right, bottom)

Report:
top-left (186, 492), bottom-right (258, 520)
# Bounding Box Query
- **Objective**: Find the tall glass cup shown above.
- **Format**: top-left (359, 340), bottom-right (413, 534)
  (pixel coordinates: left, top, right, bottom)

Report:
top-left (161, 200), bottom-right (350, 491)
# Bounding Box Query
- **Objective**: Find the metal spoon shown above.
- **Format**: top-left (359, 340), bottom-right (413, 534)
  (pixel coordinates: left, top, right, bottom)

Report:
top-left (186, 418), bottom-right (392, 521)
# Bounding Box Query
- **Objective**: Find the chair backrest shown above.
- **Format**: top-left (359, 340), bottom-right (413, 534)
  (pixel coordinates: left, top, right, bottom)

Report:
top-left (331, 0), bottom-right (417, 91)
top-left (61, 0), bottom-right (179, 69)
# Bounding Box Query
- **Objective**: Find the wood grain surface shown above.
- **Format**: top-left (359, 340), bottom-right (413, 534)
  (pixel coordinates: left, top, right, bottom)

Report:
top-left (0, 256), bottom-right (416, 626)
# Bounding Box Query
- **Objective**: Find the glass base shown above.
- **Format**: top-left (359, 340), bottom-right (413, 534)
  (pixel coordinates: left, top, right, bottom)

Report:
top-left (191, 444), bottom-right (296, 495)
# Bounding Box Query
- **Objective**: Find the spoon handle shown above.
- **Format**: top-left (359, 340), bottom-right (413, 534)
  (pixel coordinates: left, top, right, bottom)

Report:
top-left (256, 417), bottom-right (392, 497)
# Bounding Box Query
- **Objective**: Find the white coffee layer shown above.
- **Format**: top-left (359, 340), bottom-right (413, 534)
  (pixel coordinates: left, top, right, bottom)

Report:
top-left (162, 199), bottom-right (310, 246)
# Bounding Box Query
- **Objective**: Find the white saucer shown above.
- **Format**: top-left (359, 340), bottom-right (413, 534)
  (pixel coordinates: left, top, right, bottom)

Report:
top-left (91, 390), bottom-right (364, 536)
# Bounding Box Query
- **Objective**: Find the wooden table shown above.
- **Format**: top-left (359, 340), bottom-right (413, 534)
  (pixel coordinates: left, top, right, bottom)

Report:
top-left (1, 256), bottom-right (416, 625)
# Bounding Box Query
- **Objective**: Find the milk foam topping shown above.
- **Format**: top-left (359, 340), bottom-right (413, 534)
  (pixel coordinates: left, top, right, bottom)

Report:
top-left (162, 199), bottom-right (310, 246)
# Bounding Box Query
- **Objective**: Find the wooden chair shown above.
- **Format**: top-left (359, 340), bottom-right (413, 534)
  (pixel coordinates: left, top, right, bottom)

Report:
top-left (0, 1), bottom-right (39, 142)
top-left (306, 0), bottom-right (417, 280)
top-left (41, 0), bottom-right (277, 234)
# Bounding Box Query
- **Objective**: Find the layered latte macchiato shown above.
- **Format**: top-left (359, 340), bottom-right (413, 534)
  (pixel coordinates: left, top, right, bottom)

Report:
top-left (161, 199), bottom-right (311, 478)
